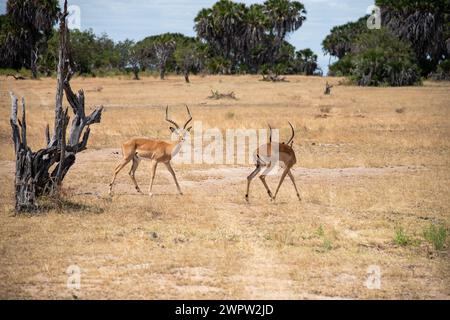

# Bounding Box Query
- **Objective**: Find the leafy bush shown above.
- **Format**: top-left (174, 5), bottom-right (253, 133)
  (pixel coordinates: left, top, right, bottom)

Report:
top-left (351, 29), bottom-right (421, 86)
top-left (431, 59), bottom-right (450, 81)
top-left (329, 55), bottom-right (354, 76)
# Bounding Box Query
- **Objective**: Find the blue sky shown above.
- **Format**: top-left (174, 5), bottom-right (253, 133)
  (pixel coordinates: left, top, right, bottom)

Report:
top-left (1, 0), bottom-right (374, 73)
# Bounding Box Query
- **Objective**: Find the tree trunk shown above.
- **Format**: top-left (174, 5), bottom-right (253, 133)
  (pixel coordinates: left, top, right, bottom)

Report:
top-left (132, 67), bottom-right (140, 80)
top-left (160, 65), bottom-right (165, 80)
top-left (30, 49), bottom-right (38, 79)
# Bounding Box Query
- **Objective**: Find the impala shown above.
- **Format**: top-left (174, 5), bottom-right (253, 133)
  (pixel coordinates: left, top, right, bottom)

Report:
top-left (245, 122), bottom-right (301, 202)
top-left (109, 106), bottom-right (192, 196)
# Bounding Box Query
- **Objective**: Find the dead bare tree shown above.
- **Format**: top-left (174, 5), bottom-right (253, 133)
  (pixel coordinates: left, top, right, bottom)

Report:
top-left (261, 73), bottom-right (287, 82)
top-left (9, 0), bottom-right (103, 212)
top-left (208, 90), bottom-right (237, 100)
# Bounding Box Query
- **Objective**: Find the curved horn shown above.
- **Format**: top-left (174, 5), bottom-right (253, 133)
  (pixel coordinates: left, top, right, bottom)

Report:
top-left (183, 105), bottom-right (193, 129)
top-left (165, 106), bottom-right (179, 129)
top-left (286, 121), bottom-right (295, 145)
top-left (268, 123), bottom-right (273, 143)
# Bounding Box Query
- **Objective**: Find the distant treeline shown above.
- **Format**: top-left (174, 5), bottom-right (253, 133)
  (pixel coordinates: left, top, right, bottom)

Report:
top-left (0, 0), bottom-right (321, 81)
top-left (1, 0), bottom-right (449, 86)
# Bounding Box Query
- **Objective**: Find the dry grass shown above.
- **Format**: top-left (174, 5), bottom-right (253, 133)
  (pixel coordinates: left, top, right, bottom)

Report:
top-left (0, 75), bottom-right (449, 299)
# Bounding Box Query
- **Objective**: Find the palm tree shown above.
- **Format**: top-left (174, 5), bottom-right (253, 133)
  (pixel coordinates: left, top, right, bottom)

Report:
top-left (264, 1), bottom-right (306, 45)
top-left (242, 4), bottom-right (269, 71)
top-left (243, 4), bottom-right (267, 51)
top-left (296, 48), bottom-right (318, 75)
top-left (213, 0), bottom-right (246, 70)
top-left (195, 0), bottom-right (247, 73)
top-left (195, 0), bottom-right (307, 74)
top-left (6, 0), bottom-right (60, 78)
top-left (263, 0), bottom-right (306, 67)
top-left (194, 8), bottom-right (215, 47)
top-left (322, 16), bottom-right (368, 59)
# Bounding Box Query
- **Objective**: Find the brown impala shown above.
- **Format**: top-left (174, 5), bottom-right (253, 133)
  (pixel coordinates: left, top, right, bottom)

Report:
top-left (246, 122), bottom-right (301, 202)
top-left (109, 106), bottom-right (192, 196)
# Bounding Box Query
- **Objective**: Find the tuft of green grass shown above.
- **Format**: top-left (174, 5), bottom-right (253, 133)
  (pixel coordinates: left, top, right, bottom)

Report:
top-left (322, 238), bottom-right (333, 251)
top-left (423, 224), bottom-right (447, 251)
top-left (225, 111), bottom-right (235, 119)
top-left (316, 225), bottom-right (325, 237)
top-left (394, 226), bottom-right (412, 246)
top-left (314, 225), bottom-right (333, 252)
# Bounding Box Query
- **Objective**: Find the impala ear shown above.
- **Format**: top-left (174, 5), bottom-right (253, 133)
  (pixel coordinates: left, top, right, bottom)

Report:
top-left (186, 126), bottom-right (192, 132)
top-left (169, 127), bottom-right (176, 133)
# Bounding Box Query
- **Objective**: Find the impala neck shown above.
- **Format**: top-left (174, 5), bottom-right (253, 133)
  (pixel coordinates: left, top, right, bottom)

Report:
top-left (170, 140), bottom-right (184, 158)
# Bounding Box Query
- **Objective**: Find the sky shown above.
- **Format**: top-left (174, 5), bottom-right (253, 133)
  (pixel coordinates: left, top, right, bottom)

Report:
top-left (0, 0), bottom-right (375, 74)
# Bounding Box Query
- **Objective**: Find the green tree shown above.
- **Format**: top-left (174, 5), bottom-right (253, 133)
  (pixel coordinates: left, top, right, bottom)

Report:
top-left (174, 39), bottom-right (206, 83)
top-left (67, 29), bottom-right (97, 74)
top-left (294, 48), bottom-right (319, 75)
top-left (4, 0), bottom-right (59, 78)
top-left (137, 33), bottom-right (190, 79)
top-left (116, 39), bottom-right (141, 80)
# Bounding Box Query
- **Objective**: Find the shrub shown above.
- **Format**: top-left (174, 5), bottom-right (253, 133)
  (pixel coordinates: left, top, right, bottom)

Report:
top-left (329, 55), bottom-right (354, 76)
top-left (423, 224), bottom-right (447, 250)
top-left (394, 226), bottom-right (412, 246)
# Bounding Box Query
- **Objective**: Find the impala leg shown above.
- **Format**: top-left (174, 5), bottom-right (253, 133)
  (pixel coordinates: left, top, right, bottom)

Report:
top-left (287, 169), bottom-right (301, 201)
top-left (148, 160), bottom-right (158, 196)
top-left (128, 155), bottom-right (142, 194)
top-left (109, 158), bottom-right (132, 195)
top-left (259, 166), bottom-right (274, 200)
top-left (273, 167), bottom-right (290, 202)
top-left (165, 162), bottom-right (183, 195)
top-left (246, 164), bottom-right (262, 201)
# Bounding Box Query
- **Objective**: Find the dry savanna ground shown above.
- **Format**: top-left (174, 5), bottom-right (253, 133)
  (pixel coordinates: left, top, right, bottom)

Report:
top-left (0, 75), bottom-right (449, 299)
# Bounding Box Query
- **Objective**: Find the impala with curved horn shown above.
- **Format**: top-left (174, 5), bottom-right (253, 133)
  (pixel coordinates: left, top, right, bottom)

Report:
top-left (109, 106), bottom-right (193, 196)
top-left (245, 122), bottom-right (301, 202)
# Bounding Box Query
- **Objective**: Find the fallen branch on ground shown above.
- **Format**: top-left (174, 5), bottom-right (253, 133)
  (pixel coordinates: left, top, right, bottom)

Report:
top-left (208, 90), bottom-right (237, 100)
